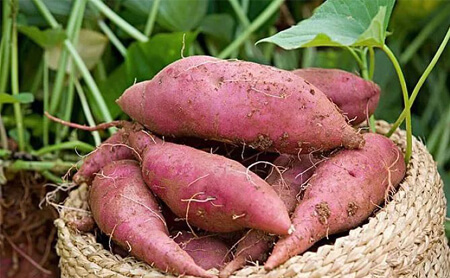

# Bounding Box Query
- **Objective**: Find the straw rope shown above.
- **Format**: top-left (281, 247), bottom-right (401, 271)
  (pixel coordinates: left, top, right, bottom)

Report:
top-left (56, 121), bottom-right (450, 277)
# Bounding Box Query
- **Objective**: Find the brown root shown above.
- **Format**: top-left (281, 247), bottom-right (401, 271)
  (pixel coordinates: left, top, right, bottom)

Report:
top-left (44, 111), bottom-right (128, 131)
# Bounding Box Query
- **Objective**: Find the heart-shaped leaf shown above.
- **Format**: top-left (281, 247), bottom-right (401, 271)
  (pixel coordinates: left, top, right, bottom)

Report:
top-left (18, 25), bottom-right (66, 49)
top-left (157, 0), bottom-right (208, 32)
top-left (258, 0), bottom-right (395, 49)
top-left (199, 14), bottom-right (235, 42)
top-left (47, 29), bottom-right (108, 73)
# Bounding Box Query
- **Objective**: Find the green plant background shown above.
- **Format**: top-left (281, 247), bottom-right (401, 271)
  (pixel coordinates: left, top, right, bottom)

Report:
top-left (0, 0), bottom-right (449, 236)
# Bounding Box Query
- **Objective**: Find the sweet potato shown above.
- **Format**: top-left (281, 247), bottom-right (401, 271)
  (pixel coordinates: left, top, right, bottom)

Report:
top-left (127, 129), bottom-right (292, 235)
top-left (117, 55), bottom-right (364, 154)
top-left (266, 154), bottom-right (321, 212)
top-left (264, 133), bottom-right (406, 270)
top-left (89, 160), bottom-right (212, 277)
top-left (173, 231), bottom-right (232, 270)
top-left (292, 68), bottom-right (380, 125)
top-left (220, 154), bottom-right (319, 277)
top-left (73, 129), bottom-right (134, 184)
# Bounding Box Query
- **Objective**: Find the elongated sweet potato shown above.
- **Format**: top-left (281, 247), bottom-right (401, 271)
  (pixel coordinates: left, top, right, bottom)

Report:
top-left (292, 68), bottom-right (380, 125)
top-left (127, 130), bottom-right (292, 235)
top-left (220, 154), bottom-right (319, 277)
top-left (117, 56), bottom-right (364, 154)
top-left (264, 133), bottom-right (406, 270)
top-left (73, 129), bottom-right (134, 184)
top-left (173, 231), bottom-right (232, 270)
top-left (89, 160), bottom-right (213, 277)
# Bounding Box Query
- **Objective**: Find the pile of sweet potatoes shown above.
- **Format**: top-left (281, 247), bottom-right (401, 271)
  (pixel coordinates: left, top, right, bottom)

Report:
top-left (62, 56), bottom-right (405, 277)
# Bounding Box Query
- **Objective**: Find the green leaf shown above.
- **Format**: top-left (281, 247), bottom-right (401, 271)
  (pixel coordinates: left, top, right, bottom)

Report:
top-left (18, 25), bottom-right (66, 49)
top-left (19, 0), bottom-right (99, 26)
top-left (121, 0), bottom-right (154, 16)
top-left (8, 128), bottom-right (31, 148)
top-left (96, 32), bottom-right (198, 119)
top-left (258, 0), bottom-right (395, 49)
top-left (157, 0), bottom-right (208, 31)
top-left (47, 29), bottom-right (108, 73)
top-left (0, 93), bottom-right (34, 104)
top-left (199, 14), bottom-right (235, 42)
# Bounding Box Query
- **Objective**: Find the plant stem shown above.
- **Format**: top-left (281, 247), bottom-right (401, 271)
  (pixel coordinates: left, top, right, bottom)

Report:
top-left (31, 0), bottom-right (60, 28)
top-left (387, 28), bottom-right (450, 136)
top-left (0, 27), bottom-right (4, 68)
top-left (33, 140), bottom-right (95, 156)
top-left (65, 40), bottom-right (114, 127)
top-left (368, 47), bottom-right (375, 80)
top-left (44, 0), bottom-right (86, 141)
top-left (0, 148), bottom-right (11, 158)
top-left (360, 48), bottom-right (369, 80)
top-left (382, 45), bottom-right (412, 163)
top-left (400, 3), bottom-right (450, 65)
top-left (0, 114), bottom-right (8, 150)
top-left (41, 171), bottom-right (63, 183)
top-left (0, 0), bottom-right (12, 95)
top-left (11, 0), bottom-right (24, 151)
top-left (54, 12), bottom-right (82, 144)
top-left (228, 0), bottom-right (254, 58)
top-left (43, 51), bottom-right (49, 146)
top-left (58, 70), bottom-right (76, 141)
top-left (89, 0), bottom-right (148, 42)
top-left (29, 60), bottom-right (44, 96)
top-left (98, 19), bottom-right (126, 56)
top-left (74, 79), bottom-right (102, 146)
top-left (49, 0), bottom-right (86, 114)
top-left (357, 47), bottom-right (376, 132)
top-left (229, 0), bottom-right (251, 27)
top-left (9, 160), bottom-right (77, 172)
top-left (346, 47), bottom-right (363, 69)
top-left (218, 0), bottom-right (283, 59)
top-left (36, 0), bottom-right (114, 133)
top-left (242, 0), bottom-right (250, 14)
top-left (144, 0), bottom-right (160, 37)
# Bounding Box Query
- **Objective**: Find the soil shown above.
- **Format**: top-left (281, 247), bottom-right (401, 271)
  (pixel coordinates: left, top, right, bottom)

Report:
top-left (0, 171), bottom-right (60, 278)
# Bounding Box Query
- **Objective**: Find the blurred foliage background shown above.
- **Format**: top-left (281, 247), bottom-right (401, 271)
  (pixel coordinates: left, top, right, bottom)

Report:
top-left (0, 0), bottom-right (449, 236)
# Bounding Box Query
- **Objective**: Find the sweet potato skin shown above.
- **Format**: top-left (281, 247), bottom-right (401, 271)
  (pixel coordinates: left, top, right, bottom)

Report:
top-left (173, 231), bottom-right (232, 270)
top-left (264, 133), bottom-right (406, 270)
top-left (266, 154), bottom-right (320, 212)
top-left (127, 130), bottom-right (292, 235)
top-left (117, 56), bottom-right (364, 154)
top-left (73, 129), bottom-right (134, 184)
top-left (292, 68), bottom-right (380, 125)
top-left (219, 154), bottom-right (319, 277)
top-left (89, 160), bottom-right (212, 278)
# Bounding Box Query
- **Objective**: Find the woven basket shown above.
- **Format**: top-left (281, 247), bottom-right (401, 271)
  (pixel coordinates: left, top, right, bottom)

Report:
top-left (55, 121), bottom-right (450, 278)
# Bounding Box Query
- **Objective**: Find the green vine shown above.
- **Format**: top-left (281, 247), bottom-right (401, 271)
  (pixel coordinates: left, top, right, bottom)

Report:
top-left (382, 45), bottom-right (412, 163)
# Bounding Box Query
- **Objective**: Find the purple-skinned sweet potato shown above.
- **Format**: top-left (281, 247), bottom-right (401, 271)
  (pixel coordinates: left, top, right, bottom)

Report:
top-left (117, 56), bottom-right (364, 154)
top-left (127, 129), bottom-right (292, 235)
top-left (172, 231), bottom-right (232, 270)
top-left (89, 160), bottom-right (213, 278)
top-left (292, 68), bottom-right (380, 125)
top-left (264, 133), bottom-right (406, 270)
top-left (219, 154), bottom-right (320, 277)
top-left (73, 129), bottom-right (134, 184)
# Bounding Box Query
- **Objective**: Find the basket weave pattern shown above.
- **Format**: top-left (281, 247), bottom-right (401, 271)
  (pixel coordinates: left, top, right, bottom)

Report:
top-left (56, 122), bottom-right (450, 277)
